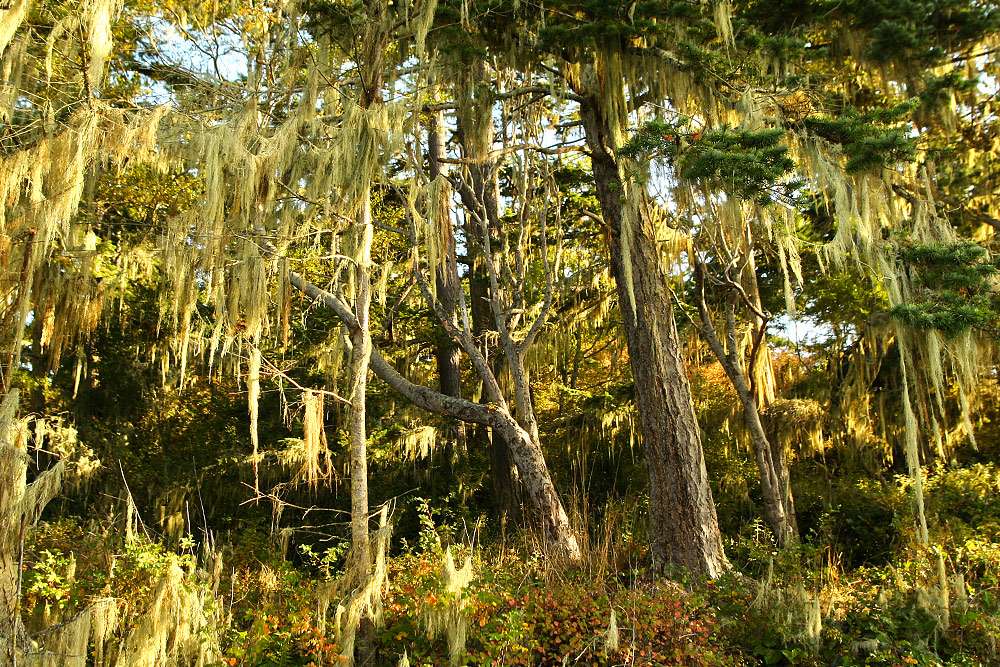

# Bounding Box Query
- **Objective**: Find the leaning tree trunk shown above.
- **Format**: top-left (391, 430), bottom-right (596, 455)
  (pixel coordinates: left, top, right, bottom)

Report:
top-left (740, 257), bottom-right (797, 543)
top-left (735, 376), bottom-right (798, 546)
top-left (692, 260), bottom-right (798, 547)
top-left (288, 276), bottom-right (581, 560)
top-left (466, 257), bottom-right (522, 522)
top-left (580, 101), bottom-right (729, 578)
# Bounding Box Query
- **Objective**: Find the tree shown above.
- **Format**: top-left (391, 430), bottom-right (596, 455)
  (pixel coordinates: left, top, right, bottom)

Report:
top-left (289, 55), bottom-right (586, 559)
top-left (6, 0), bottom-right (1000, 606)
top-left (419, 0), bottom-right (737, 577)
top-left (622, 123), bottom-right (801, 545)
top-left (577, 89), bottom-right (730, 575)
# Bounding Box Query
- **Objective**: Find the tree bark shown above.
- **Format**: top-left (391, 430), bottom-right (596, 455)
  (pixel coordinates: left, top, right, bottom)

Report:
top-left (347, 193), bottom-right (373, 580)
top-left (579, 101), bottom-right (729, 578)
top-left (470, 259), bottom-right (522, 523)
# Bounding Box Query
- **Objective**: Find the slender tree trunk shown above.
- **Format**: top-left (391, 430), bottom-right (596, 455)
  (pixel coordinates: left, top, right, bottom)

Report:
top-left (723, 352), bottom-right (797, 546)
top-left (579, 101), bottom-right (728, 577)
top-left (735, 378), bottom-right (798, 546)
top-left (694, 265), bottom-right (798, 546)
top-left (350, 5), bottom-right (386, 662)
top-left (348, 193), bottom-right (373, 580)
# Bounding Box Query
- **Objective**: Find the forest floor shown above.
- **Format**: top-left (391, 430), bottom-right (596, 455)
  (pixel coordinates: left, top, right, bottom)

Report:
top-left (21, 458), bottom-right (1000, 667)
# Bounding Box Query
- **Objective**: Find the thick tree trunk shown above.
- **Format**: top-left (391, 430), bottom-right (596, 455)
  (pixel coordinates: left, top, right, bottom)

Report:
top-left (579, 102), bottom-right (729, 578)
top-left (427, 109), bottom-right (461, 400)
top-left (479, 277), bottom-right (524, 523)
top-left (435, 340), bottom-right (462, 401)
top-left (489, 426), bottom-right (522, 523)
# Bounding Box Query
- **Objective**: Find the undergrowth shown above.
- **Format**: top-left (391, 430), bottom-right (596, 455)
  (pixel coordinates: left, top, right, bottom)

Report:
top-left (18, 461), bottom-right (1000, 666)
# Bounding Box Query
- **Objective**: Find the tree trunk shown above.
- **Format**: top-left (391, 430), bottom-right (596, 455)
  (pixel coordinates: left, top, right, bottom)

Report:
top-left (720, 336), bottom-right (797, 546)
top-left (469, 260), bottom-right (523, 522)
top-left (489, 425), bottom-right (522, 523)
top-left (427, 108), bottom-right (462, 401)
top-left (348, 193), bottom-right (373, 580)
top-left (579, 102), bottom-right (728, 578)
top-left (736, 378), bottom-right (798, 547)
top-left (350, 5), bottom-right (386, 661)
top-left (427, 108), bottom-right (467, 458)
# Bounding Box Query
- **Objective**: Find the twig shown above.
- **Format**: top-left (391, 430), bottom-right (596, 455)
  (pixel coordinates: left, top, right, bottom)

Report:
top-left (256, 348), bottom-right (352, 406)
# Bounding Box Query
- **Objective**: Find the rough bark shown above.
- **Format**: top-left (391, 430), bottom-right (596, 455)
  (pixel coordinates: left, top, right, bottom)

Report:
top-left (489, 424), bottom-right (522, 523)
top-left (579, 101), bottom-right (729, 578)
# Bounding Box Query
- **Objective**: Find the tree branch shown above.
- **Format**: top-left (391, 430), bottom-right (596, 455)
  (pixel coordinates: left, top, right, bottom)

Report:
top-left (289, 272), bottom-right (504, 427)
